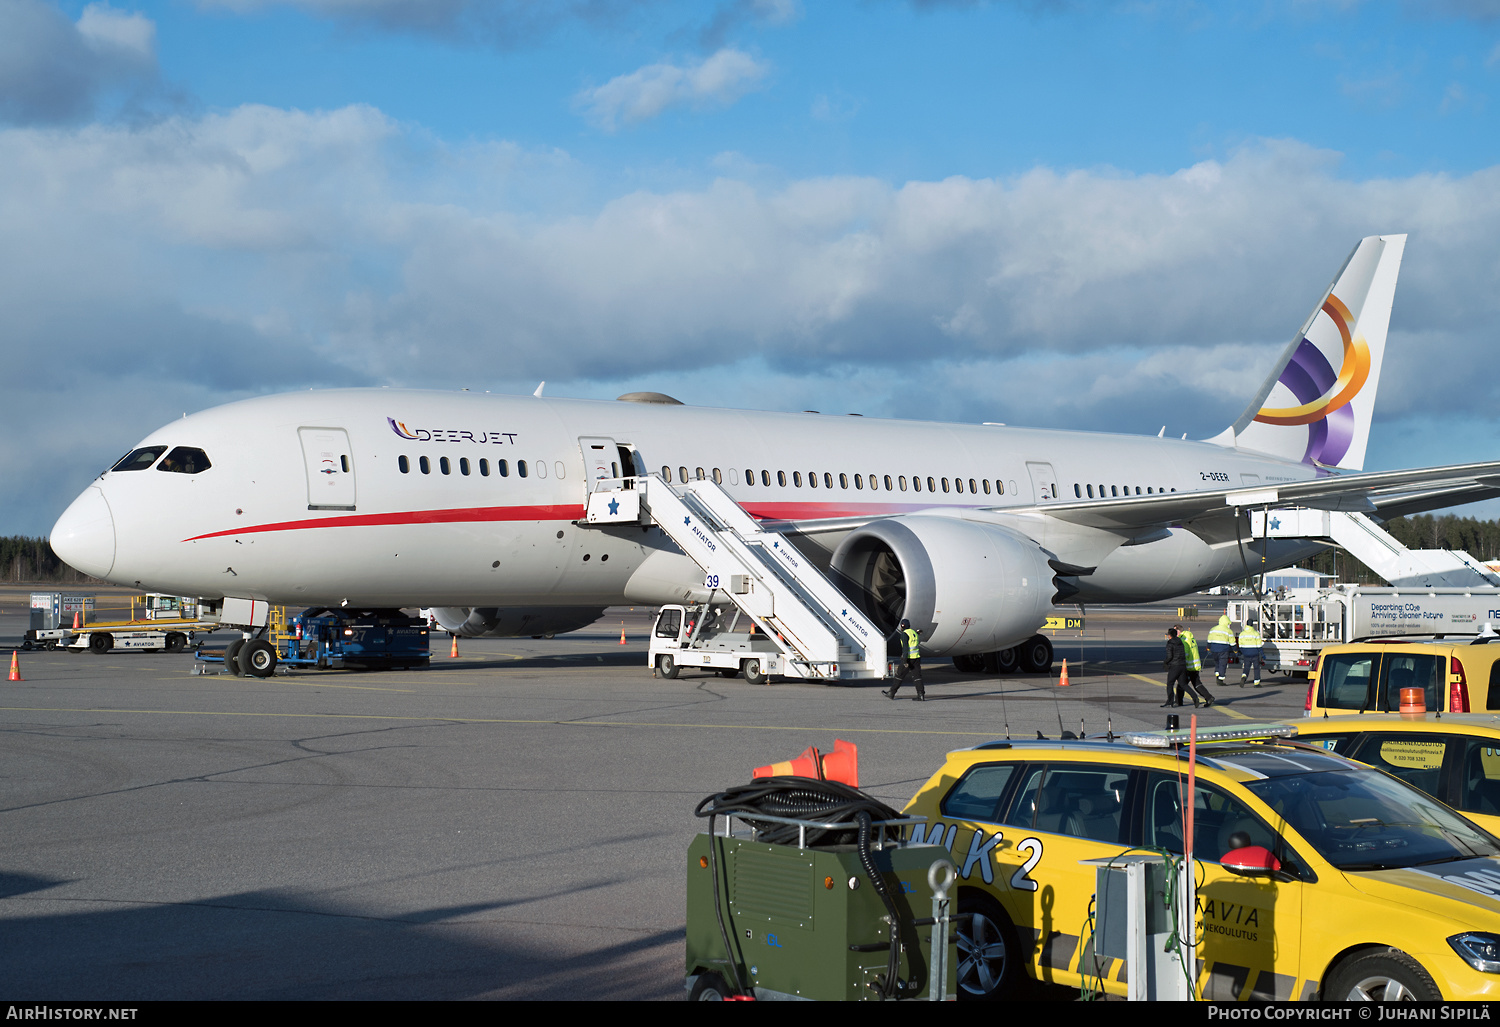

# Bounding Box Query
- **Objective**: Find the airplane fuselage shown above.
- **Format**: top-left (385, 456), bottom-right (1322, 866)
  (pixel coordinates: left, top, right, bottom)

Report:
top-left (53, 389), bottom-right (1320, 625)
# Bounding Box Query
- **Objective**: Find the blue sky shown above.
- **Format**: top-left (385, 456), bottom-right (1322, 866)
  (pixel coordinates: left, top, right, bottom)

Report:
top-left (2, 0), bottom-right (1500, 533)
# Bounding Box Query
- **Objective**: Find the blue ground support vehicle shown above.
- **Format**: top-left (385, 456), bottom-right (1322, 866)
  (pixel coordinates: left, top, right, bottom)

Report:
top-left (198, 607), bottom-right (430, 676)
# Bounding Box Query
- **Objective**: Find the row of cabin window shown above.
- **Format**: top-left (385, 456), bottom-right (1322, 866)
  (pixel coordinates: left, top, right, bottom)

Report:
top-left (1073, 483), bottom-right (1176, 498)
top-left (663, 465), bottom-right (1016, 496)
top-left (397, 455), bottom-right (566, 479)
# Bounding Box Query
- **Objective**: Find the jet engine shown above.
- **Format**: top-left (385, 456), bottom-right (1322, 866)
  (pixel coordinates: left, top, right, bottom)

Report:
top-left (829, 515), bottom-right (1055, 655)
top-left (429, 606), bottom-right (606, 639)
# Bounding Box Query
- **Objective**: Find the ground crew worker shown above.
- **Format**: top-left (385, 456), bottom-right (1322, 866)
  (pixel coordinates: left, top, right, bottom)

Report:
top-left (1238, 619), bottom-right (1264, 687)
top-left (1179, 625), bottom-right (1215, 707)
top-left (1207, 614), bottom-right (1235, 686)
top-left (1163, 627), bottom-right (1188, 707)
top-left (884, 618), bottom-right (926, 701)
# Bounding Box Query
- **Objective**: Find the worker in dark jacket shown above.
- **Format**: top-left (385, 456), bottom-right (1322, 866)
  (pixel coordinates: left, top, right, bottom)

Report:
top-left (884, 618), bottom-right (926, 701)
top-left (1162, 626), bottom-right (1195, 708)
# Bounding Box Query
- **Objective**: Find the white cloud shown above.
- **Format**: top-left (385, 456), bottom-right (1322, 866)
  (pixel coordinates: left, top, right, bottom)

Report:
top-left (77, 3), bottom-right (156, 62)
top-left (0, 0), bottom-right (158, 124)
top-left (576, 48), bottom-right (771, 130)
top-left (5, 105), bottom-right (1500, 532)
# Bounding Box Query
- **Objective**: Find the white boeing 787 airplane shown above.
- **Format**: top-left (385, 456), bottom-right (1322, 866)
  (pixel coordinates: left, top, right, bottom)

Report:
top-left (49, 234), bottom-right (1500, 673)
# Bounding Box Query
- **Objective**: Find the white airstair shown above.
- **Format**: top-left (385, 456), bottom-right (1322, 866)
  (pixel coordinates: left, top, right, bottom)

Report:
top-left (584, 475), bottom-right (887, 680)
top-left (1249, 509), bottom-right (1500, 588)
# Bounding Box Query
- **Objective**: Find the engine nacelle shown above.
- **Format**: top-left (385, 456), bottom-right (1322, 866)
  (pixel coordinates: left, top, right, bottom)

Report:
top-left (430, 606), bottom-right (605, 639)
top-left (830, 515), bottom-right (1054, 655)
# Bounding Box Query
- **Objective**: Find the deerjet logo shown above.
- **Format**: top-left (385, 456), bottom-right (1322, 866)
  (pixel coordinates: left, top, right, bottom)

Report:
top-left (1253, 293), bottom-right (1372, 466)
top-left (387, 418), bottom-right (517, 445)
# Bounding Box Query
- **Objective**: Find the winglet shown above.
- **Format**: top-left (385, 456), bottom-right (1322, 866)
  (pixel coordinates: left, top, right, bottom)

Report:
top-left (533, 381), bottom-right (546, 398)
top-left (1207, 234), bottom-right (1406, 472)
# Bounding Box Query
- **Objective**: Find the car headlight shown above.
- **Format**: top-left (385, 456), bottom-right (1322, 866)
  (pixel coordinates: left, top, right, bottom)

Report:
top-left (1449, 933), bottom-right (1500, 974)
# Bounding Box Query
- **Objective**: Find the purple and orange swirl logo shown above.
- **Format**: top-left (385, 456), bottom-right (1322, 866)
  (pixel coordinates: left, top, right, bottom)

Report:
top-left (1252, 294), bottom-right (1371, 466)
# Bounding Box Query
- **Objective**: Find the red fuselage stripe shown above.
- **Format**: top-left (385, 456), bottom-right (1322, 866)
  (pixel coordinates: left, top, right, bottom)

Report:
top-left (181, 500), bottom-right (942, 542)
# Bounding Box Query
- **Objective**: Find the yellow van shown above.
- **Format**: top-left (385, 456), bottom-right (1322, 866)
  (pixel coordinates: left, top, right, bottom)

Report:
top-left (1305, 638), bottom-right (1500, 717)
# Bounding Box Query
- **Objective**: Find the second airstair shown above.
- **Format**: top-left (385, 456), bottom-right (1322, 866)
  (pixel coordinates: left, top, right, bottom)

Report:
top-left (584, 474), bottom-right (888, 681)
top-left (1249, 509), bottom-right (1500, 589)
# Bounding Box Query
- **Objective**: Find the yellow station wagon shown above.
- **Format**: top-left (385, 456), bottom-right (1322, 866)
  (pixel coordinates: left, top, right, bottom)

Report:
top-left (1295, 714), bottom-right (1500, 837)
top-left (903, 725), bottom-right (1500, 1001)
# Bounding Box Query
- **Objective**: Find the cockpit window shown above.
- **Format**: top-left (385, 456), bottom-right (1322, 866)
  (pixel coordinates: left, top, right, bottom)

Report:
top-left (156, 447), bottom-right (212, 474)
top-left (111, 446), bottom-right (167, 472)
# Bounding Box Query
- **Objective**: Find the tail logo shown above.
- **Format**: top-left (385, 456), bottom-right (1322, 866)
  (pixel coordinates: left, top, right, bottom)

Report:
top-left (1252, 294), bottom-right (1371, 466)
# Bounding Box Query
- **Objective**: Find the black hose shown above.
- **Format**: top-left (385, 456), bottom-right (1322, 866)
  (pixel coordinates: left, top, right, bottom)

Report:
top-left (855, 809), bottom-right (904, 999)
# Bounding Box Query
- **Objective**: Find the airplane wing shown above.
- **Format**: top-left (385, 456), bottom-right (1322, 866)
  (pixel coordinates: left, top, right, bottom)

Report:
top-left (763, 460), bottom-right (1500, 539)
top-left (1004, 460), bottom-right (1500, 533)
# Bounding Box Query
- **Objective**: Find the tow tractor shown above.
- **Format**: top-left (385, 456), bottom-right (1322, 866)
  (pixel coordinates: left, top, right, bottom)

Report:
top-left (24, 592), bottom-right (216, 654)
top-left (197, 607), bottom-right (430, 677)
top-left (650, 603), bottom-right (890, 684)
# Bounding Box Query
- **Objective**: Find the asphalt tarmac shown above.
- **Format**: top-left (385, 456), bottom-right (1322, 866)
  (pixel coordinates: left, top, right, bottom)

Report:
top-left (0, 590), bottom-right (1304, 1000)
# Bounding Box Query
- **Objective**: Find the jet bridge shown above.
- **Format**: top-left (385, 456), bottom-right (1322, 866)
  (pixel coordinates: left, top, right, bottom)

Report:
top-left (583, 474), bottom-right (888, 681)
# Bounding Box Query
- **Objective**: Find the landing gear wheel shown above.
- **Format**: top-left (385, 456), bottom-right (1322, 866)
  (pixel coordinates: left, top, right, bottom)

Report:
top-left (717, 667), bottom-right (738, 679)
top-left (952, 654), bottom-right (984, 673)
top-left (1017, 635), bottom-right (1053, 674)
top-left (657, 654), bottom-right (679, 679)
top-left (742, 658), bottom-right (768, 685)
top-left (223, 638), bottom-right (246, 675)
top-left (957, 890), bottom-right (1022, 1001)
top-left (238, 639), bottom-right (277, 678)
top-left (165, 633), bottom-right (187, 653)
top-left (689, 971), bottom-right (733, 1000)
top-left (1326, 949), bottom-right (1441, 1001)
top-left (88, 633), bottom-right (113, 655)
top-left (994, 647), bottom-right (1019, 674)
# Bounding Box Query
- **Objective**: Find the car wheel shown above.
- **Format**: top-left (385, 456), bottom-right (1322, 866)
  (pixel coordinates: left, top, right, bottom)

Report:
top-left (1325, 949), bottom-right (1441, 1001)
top-left (165, 633), bottom-right (187, 653)
top-left (238, 639), bottom-right (277, 678)
top-left (1017, 635), bottom-right (1053, 674)
top-left (957, 890), bottom-right (1022, 1001)
top-left (994, 647), bottom-right (1019, 673)
top-left (88, 633), bottom-right (113, 655)
top-left (743, 658), bottom-right (768, 685)
top-left (657, 654), bottom-right (679, 679)
top-left (223, 638), bottom-right (246, 675)
top-left (689, 971), bottom-right (733, 1000)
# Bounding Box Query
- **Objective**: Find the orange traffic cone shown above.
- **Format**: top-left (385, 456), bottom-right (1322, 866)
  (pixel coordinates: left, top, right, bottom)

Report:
top-left (1058, 659), bottom-right (1070, 687)
top-left (753, 739), bottom-right (859, 788)
top-left (449, 634), bottom-right (459, 658)
top-left (71, 610), bottom-right (81, 630)
top-left (9, 650), bottom-right (22, 682)
top-left (619, 621), bottom-right (627, 645)
top-left (818, 739), bottom-right (859, 788)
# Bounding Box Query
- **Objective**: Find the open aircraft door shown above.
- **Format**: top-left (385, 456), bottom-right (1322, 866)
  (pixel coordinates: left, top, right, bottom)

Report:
top-left (299, 427), bottom-right (356, 511)
top-left (579, 437), bottom-right (642, 491)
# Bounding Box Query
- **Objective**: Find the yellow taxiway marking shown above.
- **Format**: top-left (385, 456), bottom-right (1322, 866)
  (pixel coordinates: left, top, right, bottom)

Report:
top-left (0, 705), bottom-right (1012, 737)
top-left (1122, 673), bottom-right (1251, 720)
top-left (280, 681), bottom-right (417, 693)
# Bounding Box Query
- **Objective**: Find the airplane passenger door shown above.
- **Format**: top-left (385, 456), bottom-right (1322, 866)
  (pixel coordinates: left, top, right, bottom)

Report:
top-left (299, 427), bottom-right (356, 511)
top-left (1026, 462), bottom-right (1059, 502)
top-left (579, 437), bottom-right (632, 493)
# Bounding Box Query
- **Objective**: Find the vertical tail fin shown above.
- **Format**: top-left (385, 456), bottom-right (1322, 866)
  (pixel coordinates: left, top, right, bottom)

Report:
top-left (1208, 234), bottom-right (1406, 472)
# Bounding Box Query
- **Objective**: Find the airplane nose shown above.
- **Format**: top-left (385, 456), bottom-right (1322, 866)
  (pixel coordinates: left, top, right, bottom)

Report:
top-left (51, 486), bottom-right (116, 579)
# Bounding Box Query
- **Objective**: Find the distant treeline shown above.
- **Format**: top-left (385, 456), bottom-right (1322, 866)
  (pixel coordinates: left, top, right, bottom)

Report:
top-left (0, 536), bottom-right (99, 584)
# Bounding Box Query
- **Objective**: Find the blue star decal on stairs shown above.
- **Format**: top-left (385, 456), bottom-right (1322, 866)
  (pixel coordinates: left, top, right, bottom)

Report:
top-left (607, 497), bottom-right (620, 516)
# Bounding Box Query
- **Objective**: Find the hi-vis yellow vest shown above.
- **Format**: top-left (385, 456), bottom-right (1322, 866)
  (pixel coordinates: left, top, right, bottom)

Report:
top-left (903, 628), bottom-right (921, 659)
